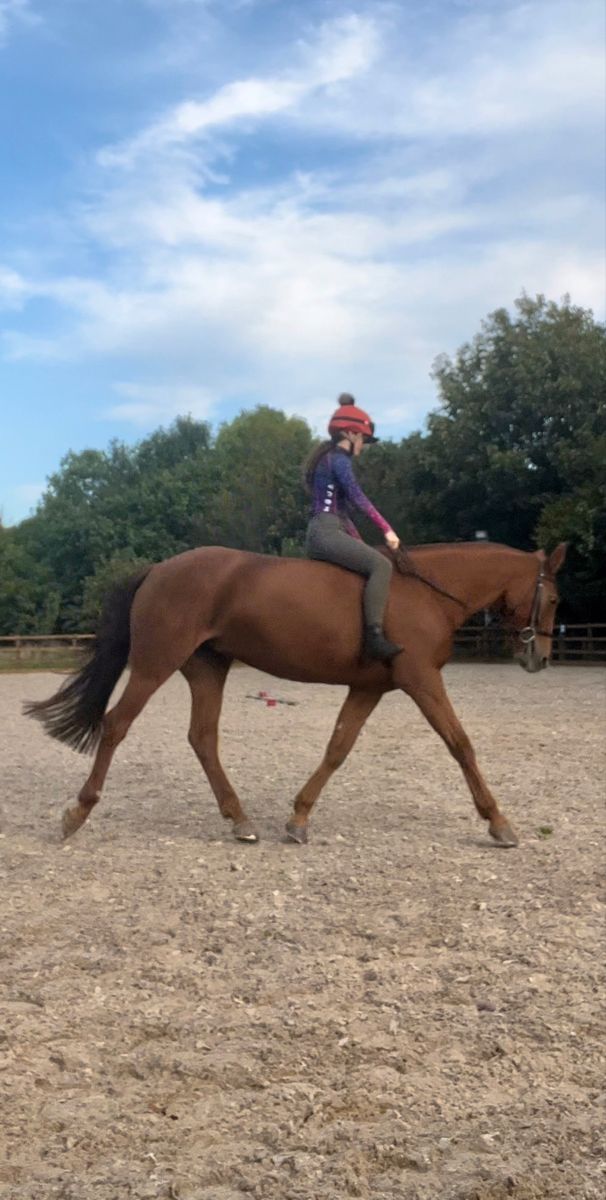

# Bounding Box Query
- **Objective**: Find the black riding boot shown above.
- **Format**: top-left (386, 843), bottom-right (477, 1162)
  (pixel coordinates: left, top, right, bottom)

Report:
top-left (363, 623), bottom-right (403, 663)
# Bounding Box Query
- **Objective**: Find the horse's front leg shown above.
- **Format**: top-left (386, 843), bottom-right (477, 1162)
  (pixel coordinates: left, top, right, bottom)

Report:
top-left (285, 687), bottom-right (383, 844)
top-left (395, 663), bottom-right (518, 847)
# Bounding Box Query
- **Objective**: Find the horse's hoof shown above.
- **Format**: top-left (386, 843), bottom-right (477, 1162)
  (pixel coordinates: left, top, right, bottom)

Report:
top-left (489, 821), bottom-right (519, 848)
top-left (285, 820), bottom-right (308, 845)
top-left (61, 805), bottom-right (87, 840)
top-left (233, 820), bottom-right (259, 843)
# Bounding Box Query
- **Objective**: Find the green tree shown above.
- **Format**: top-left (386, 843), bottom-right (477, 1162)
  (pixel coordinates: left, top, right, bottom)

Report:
top-left (357, 434), bottom-right (446, 545)
top-left (0, 525), bottom-right (60, 634)
top-left (15, 417), bottom-right (214, 629)
top-left (79, 553), bottom-right (151, 630)
top-left (202, 407), bottom-right (313, 554)
top-left (402, 294), bottom-right (605, 617)
top-left (427, 294), bottom-right (604, 530)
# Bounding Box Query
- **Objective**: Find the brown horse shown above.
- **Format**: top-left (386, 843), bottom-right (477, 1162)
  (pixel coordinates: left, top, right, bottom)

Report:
top-left (25, 540), bottom-right (567, 848)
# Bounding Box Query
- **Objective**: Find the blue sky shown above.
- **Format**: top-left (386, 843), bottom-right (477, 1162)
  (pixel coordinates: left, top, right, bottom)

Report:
top-left (1, 0), bottom-right (604, 524)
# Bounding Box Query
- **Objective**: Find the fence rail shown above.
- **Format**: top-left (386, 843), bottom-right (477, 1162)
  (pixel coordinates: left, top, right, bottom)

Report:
top-left (0, 626), bottom-right (604, 666)
top-left (0, 635), bottom-right (95, 643)
top-left (452, 623), bottom-right (606, 664)
top-left (0, 634), bottom-right (94, 666)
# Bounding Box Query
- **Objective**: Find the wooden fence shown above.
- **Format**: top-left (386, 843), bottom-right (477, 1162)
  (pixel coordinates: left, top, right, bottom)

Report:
top-left (451, 623), bottom-right (606, 664)
top-left (0, 634), bottom-right (94, 668)
top-left (1, 626), bottom-right (605, 667)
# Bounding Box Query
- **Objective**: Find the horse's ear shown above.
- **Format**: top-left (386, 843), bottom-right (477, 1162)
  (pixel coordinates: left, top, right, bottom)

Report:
top-left (548, 542), bottom-right (568, 575)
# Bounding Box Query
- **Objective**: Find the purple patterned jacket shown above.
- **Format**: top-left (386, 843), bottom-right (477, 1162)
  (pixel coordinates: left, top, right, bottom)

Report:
top-left (310, 448), bottom-right (392, 540)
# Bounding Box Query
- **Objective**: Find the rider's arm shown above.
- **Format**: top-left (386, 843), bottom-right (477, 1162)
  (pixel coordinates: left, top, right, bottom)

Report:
top-left (332, 453), bottom-right (393, 535)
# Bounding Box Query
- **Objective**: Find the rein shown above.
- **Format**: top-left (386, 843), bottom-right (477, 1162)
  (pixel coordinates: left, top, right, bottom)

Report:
top-left (393, 549), bottom-right (467, 609)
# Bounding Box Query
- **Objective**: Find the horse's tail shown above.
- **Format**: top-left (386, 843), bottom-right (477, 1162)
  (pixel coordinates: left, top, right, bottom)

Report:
top-left (23, 568), bottom-right (151, 754)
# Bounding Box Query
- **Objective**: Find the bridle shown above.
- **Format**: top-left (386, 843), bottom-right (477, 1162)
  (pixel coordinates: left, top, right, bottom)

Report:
top-left (512, 565), bottom-right (553, 646)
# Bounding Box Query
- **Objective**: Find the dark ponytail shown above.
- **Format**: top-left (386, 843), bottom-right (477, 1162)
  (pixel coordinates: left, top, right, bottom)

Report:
top-left (303, 438), bottom-right (336, 494)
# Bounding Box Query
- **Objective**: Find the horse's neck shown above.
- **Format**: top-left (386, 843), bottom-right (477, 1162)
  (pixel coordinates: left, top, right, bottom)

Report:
top-left (413, 546), bottom-right (529, 624)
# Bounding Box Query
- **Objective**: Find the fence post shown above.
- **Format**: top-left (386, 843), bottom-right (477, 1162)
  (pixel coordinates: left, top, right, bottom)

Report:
top-left (553, 624), bottom-right (562, 663)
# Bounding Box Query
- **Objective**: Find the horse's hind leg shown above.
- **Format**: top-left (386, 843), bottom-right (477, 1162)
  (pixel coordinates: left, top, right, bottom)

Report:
top-left (62, 671), bottom-right (161, 839)
top-left (395, 663), bottom-right (518, 847)
top-left (181, 650), bottom-right (259, 843)
top-left (286, 687), bottom-right (383, 844)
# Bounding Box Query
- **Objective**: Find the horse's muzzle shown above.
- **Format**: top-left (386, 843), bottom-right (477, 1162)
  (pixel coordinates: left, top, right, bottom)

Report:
top-left (517, 647), bottom-right (548, 673)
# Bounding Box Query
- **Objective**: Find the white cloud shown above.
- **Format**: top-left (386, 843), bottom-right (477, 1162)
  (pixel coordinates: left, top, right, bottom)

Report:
top-left (296, 1), bottom-right (604, 141)
top-left (98, 13), bottom-right (378, 167)
top-left (1, 1), bottom-right (604, 437)
top-left (107, 380), bottom-right (215, 425)
top-left (0, 0), bottom-right (38, 44)
top-left (0, 266), bottom-right (30, 309)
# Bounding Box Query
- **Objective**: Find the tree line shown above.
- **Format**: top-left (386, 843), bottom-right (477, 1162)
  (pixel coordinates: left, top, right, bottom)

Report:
top-left (1, 294), bottom-right (604, 635)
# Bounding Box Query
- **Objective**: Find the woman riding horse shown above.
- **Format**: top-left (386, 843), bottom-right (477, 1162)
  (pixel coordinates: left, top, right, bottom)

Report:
top-left (305, 395), bottom-right (402, 663)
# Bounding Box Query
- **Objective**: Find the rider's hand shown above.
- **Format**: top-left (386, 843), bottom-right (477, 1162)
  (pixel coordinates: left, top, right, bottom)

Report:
top-left (385, 530), bottom-right (400, 551)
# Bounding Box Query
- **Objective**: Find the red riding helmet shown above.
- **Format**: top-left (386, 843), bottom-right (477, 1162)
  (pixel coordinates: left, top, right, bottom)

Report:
top-left (328, 393), bottom-right (379, 443)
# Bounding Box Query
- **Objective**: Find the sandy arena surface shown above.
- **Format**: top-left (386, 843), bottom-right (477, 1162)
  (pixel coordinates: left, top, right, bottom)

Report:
top-left (1, 663), bottom-right (605, 1200)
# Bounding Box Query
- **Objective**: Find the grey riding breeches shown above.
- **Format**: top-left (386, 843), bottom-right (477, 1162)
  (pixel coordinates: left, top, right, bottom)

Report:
top-left (305, 513), bottom-right (392, 627)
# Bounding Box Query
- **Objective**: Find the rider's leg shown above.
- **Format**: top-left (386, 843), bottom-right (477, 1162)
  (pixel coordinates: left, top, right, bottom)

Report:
top-left (360, 553), bottom-right (402, 662)
top-left (306, 515), bottom-right (402, 662)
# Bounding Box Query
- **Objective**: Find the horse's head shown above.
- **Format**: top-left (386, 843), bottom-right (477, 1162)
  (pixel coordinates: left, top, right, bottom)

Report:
top-left (502, 543), bottom-right (567, 673)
